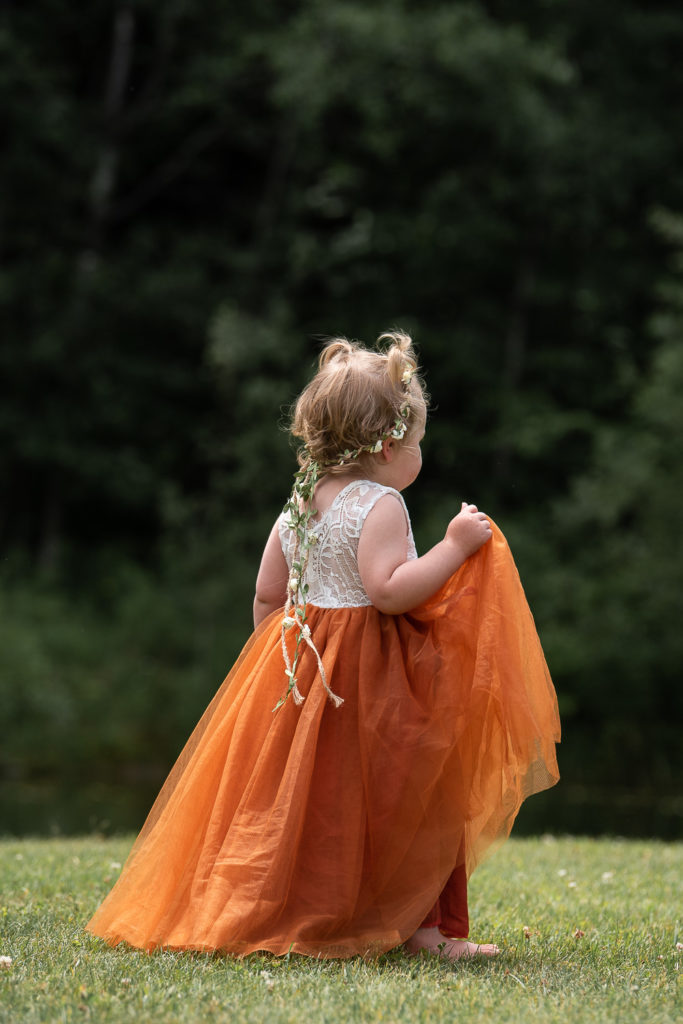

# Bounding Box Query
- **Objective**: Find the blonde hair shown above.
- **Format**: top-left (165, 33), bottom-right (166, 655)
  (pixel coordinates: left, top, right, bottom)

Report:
top-left (291, 330), bottom-right (428, 474)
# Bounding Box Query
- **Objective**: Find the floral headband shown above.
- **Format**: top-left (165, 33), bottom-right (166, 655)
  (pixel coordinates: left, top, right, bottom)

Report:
top-left (274, 365), bottom-right (416, 711)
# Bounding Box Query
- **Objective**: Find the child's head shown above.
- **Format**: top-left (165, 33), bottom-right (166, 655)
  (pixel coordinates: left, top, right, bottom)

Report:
top-left (291, 330), bottom-right (428, 473)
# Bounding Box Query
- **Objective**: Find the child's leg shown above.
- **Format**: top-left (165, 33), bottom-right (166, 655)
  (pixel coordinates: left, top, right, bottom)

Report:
top-left (405, 860), bottom-right (499, 960)
top-left (419, 861), bottom-right (469, 937)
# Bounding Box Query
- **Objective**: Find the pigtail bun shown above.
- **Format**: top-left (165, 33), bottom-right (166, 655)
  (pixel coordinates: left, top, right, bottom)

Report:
top-left (318, 337), bottom-right (356, 368)
top-left (377, 330), bottom-right (418, 389)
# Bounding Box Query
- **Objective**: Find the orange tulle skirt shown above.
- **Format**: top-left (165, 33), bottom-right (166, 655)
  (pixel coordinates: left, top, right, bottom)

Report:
top-left (86, 524), bottom-right (560, 958)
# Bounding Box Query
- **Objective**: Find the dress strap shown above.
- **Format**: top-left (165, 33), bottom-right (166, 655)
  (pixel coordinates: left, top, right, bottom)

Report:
top-left (342, 480), bottom-right (412, 533)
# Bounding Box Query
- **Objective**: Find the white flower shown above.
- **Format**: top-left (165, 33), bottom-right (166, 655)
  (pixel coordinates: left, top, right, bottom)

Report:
top-left (391, 422), bottom-right (407, 439)
top-left (369, 439), bottom-right (382, 453)
top-left (301, 624), bottom-right (311, 639)
top-left (401, 368), bottom-right (413, 384)
top-left (289, 576), bottom-right (299, 592)
top-left (308, 531), bottom-right (318, 545)
top-left (0, 956), bottom-right (12, 969)
top-left (282, 616), bottom-right (297, 629)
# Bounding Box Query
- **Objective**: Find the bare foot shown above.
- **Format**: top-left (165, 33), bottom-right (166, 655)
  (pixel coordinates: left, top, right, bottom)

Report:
top-left (404, 926), bottom-right (500, 960)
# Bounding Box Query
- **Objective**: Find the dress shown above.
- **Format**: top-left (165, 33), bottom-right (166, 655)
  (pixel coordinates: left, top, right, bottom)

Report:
top-left (86, 480), bottom-right (560, 958)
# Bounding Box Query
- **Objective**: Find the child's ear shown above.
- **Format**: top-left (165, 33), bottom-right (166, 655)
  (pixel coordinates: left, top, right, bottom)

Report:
top-left (380, 438), bottom-right (395, 462)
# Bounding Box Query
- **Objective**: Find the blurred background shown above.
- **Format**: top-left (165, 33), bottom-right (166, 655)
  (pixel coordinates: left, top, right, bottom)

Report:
top-left (1, 1), bottom-right (681, 839)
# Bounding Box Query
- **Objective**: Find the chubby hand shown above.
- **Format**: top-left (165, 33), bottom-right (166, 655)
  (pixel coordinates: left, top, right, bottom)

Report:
top-left (445, 502), bottom-right (492, 560)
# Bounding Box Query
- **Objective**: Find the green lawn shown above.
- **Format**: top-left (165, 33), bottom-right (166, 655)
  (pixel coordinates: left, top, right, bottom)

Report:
top-left (0, 835), bottom-right (680, 1023)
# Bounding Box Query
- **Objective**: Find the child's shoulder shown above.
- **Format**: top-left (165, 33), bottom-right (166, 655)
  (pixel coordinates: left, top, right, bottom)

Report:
top-left (356, 485), bottom-right (416, 564)
top-left (350, 482), bottom-right (411, 540)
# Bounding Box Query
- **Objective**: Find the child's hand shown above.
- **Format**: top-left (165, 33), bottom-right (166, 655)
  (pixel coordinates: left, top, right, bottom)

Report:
top-left (445, 502), bottom-right (492, 560)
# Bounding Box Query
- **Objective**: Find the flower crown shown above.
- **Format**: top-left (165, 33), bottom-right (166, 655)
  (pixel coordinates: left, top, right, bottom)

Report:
top-left (274, 365), bottom-right (416, 711)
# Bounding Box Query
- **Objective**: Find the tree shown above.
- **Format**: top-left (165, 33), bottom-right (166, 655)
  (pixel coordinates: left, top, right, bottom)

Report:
top-left (527, 211), bottom-right (683, 828)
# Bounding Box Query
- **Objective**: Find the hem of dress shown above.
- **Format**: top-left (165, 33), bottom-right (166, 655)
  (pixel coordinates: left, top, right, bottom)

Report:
top-left (85, 926), bottom-right (408, 961)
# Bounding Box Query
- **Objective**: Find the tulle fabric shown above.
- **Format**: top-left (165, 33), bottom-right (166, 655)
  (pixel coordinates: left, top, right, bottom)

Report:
top-left (86, 523), bottom-right (559, 958)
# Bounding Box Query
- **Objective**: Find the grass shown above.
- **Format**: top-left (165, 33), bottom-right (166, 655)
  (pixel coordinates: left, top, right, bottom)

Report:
top-left (0, 835), bottom-right (680, 1023)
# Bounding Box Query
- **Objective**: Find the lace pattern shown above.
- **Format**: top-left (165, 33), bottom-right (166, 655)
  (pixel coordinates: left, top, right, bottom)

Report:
top-left (278, 480), bottom-right (417, 609)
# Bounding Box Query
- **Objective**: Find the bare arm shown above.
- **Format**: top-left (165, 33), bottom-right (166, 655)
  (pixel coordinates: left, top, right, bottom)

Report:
top-left (253, 519), bottom-right (290, 627)
top-left (358, 496), bottom-right (492, 615)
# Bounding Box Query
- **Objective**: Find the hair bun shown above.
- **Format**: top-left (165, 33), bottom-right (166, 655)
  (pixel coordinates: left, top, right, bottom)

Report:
top-left (318, 338), bottom-right (356, 368)
top-left (377, 330), bottom-right (417, 388)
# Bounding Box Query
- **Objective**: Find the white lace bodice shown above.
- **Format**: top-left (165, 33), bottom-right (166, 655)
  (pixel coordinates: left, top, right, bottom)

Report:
top-left (278, 480), bottom-right (417, 609)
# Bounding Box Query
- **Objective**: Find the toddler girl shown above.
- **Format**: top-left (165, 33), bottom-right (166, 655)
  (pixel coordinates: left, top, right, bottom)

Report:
top-left (87, 331), bottom-right (560, 960)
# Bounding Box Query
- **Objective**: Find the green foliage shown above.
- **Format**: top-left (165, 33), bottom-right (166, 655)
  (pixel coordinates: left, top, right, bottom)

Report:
top-left (509, 215), bottom-right (683, 816)
top-left (3, 0), bottom-right (682, 563)
top-left (0, 836), bottom-right (681, 1023)
top-left (0, 527), bottom-right (256, 814)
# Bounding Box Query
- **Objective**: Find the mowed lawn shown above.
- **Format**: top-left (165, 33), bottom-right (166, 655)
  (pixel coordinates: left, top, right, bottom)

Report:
top-left (0, 835), bottom-right (680, 1023)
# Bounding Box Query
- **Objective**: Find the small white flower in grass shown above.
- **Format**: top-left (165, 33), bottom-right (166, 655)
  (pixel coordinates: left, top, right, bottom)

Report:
top-left (568, 881), bottom-right (577, 888)
top-left (676, 942), bottom-right (683, 950)
top-left (601, 871), bottom-right (614, 882)
top-left (557, 868), bottom-right (567, 877)
top-left (260, 970), bottom-right (275, 991)
top-left (0, 956), bottom-right (12, 969)
top-left (109, 861), bottom-right (121, 870)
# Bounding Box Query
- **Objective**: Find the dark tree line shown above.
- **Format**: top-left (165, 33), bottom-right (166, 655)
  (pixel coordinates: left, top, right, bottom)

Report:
top-left (1, 0), bottom-right (682, 835)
